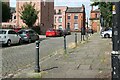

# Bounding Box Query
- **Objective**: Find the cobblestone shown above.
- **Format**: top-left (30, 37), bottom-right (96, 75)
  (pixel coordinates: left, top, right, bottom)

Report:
top-left (2, 33), bottom-right (81, 78)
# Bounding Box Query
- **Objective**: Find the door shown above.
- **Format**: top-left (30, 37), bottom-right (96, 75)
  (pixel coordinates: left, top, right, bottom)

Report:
top-left (12, 31), bottom-right (20, 43)
top-left (8, 30), bottom-right (19, 43)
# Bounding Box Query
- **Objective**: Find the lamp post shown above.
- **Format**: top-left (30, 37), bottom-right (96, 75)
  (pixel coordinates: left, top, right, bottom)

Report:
top-left (111, 2), bottom-right (120, 80)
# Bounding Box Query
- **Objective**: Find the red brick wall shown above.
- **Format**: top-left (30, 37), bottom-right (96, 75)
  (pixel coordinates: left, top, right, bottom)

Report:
top-left (16, 0), bottom-right (54, 34)
top-left (65, 13), bottom-right (84, 31)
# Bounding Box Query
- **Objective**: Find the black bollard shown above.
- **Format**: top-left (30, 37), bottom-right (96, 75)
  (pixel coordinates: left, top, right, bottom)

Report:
top-left (64, 35), bottom-right (67, 54)
top-left (81, 34), bottom-right (82, 41)
top-left (75, 33), bottom-right (77, 46)
top-left (35, 40), bottom-right (40, 72)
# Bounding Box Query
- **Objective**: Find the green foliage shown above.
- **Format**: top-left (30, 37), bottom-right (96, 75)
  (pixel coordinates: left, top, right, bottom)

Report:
top-left (31, 26), bottom-right (41, 34)
top-left (2, 2), bottom-right (11, 22)
top-left (20, 2), bottom-right (39, 28)
top-left (91, 1), bottom-right (112, 28)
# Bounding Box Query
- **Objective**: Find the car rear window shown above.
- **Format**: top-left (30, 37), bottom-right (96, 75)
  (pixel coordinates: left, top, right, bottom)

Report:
top-left (0, 30), bottom-right (6, 34)
top-left (47, 29), bottom-right (55, 31)
top-left (18, 30), bottom-right (27, 34)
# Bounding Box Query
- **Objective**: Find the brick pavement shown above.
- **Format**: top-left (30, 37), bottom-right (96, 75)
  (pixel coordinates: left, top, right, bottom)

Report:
top-left (41, 33), bottom-right (112, 78)
top-left (13, 33), bottom-right (112, 79)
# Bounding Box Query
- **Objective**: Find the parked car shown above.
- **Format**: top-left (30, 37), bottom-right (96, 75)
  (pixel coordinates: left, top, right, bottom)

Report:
top-left (101, 29), bottom-right (112, 38)
top-left (18, 29), bottom-right (39, 43)
top-left (46, 28), bottom-right (60, 37)
top-left (14, 28), bottom-right (22, 32)
top-left (63, 29), bottom-right (71, 35)
top-left (57, 29), bottom-right (64, 36)
top-left (0, 29), bottom-right (22, 46)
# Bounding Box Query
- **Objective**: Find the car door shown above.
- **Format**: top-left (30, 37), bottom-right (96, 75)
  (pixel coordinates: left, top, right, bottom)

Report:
top-left (8, 30), bottom-right (15, 44)
top-left (10, 30), bottom-right (19, 43)
top-left (12, 31), bottom-right (20, 43)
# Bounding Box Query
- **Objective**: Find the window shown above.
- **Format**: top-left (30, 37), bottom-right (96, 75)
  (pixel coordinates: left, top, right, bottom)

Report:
top-left (43, 0), bottom-right (46, 6)
top-left (58, 9), bottom-right (62, 14)
top-left (54, 17), bottom-right (56, 23)
top-left (74, 16), bottom-right (78, 19)
top-left (0, 30), bottom-right (6, 34)
top-left (74, 23), bottom-right (78, 30)
top-left (74, 14), bottom-right (78, 19)
top-left (67, 23), bottom-right (70, 30)
top-left (8, 30), bottom-right (16, 34)
top-left (68, 16), bottom-right (70, 19)
top-left (58, 17), bottom-right (62, 23)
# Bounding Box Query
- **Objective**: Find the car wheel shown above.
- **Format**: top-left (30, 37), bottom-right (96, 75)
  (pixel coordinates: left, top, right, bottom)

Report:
top-left (19, 39), bottom-right (22, 45)
top-left (28, 39), bottom-right (32, 43)
top-left (7, 40), bottom-right (11, 47)
top-left (104, 34), bottom-right (110, 38)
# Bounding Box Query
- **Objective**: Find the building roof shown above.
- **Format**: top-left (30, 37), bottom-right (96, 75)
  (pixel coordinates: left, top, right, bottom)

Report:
top-left (91, 9), bottom-right (100, 13)
top-left (94, 9), bottom-right (100, 12)
top-left (66, 7), bottom-right (83, 13)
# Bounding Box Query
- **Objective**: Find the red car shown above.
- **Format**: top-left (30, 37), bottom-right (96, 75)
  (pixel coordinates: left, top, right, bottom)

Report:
top-left (46, 28), bottom-right (60, 37)
top-left (14, 28), bottom-right (22, 32)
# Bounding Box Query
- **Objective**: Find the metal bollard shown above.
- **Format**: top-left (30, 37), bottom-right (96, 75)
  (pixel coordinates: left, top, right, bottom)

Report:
top-left (64, 35), bottom-right (67, 54)
top-left (81, 34), bottom-right (82, 41)
top-left (35, 40), bottom-right (40, 72)
top-left (75, 33), bottom-right (77, 46)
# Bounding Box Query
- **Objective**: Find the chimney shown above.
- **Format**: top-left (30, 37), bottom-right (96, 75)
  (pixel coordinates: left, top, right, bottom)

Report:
top-left (82, 4), bottom-right (85, 11)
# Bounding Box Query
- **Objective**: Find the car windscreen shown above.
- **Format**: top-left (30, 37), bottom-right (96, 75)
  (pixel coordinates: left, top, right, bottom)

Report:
top-left (0, 30), bottom-right (6, 34)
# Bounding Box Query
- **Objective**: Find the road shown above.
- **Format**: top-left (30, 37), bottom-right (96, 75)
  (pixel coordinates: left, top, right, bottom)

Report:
top-left (1, 33), bottom-right (82, 77)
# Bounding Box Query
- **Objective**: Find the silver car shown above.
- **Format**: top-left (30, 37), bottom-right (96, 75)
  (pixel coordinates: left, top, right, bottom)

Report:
top-left (0, 29), bottom-right (22, 46)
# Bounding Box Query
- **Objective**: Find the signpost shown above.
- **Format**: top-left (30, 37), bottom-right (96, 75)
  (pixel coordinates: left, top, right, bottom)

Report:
top-left (112, 2), bottom-right (120, 80)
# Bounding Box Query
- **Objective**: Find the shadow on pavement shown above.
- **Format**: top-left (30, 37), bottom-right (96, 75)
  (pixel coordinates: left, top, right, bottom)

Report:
top-left (42, 66), bottom-right (58, 72)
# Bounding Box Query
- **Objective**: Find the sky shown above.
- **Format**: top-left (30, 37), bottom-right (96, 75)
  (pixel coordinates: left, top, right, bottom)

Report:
top-left (10, 0), bottom-right (98, 21)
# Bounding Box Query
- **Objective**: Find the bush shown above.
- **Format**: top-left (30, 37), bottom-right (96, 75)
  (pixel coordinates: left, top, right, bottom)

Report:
top-left (32, 26), bottom-right (41, 35)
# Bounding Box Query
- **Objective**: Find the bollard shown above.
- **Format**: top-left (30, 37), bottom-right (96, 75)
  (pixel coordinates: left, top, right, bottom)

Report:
top-left (64, 35), bottom-right (67, 54)
top-left (86, 32), bottom-right (88, 40)
top-left (35, 40), bottom-right (40, 72)
top-left (81, 34), bottom-right (82, 41)
top-left (75, 33), bottom-right (77, 46)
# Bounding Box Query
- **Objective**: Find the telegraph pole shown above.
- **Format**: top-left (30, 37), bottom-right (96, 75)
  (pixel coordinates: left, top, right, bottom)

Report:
top-left (112, 2), bottom-right (119, 51)
top-left (111, 2), bottom-right (120, 80)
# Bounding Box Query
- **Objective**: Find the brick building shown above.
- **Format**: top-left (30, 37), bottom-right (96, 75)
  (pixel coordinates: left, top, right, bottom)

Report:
top-left (65, 4), bottom-right (86, 32)
top-left (16, 0), bottom-right (54, 34)
top-left (54, 6), bottom-right (67, 30)
top-left (89, 6), bottom-right (100, 32)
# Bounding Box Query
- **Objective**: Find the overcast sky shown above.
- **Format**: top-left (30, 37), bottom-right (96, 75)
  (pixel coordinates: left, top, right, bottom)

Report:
top-left (10, 0), bottom-right (98, 21)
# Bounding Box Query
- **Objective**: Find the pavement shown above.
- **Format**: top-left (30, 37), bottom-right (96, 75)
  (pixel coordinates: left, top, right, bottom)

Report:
top-left (6, 33), bottom-right (112, 79)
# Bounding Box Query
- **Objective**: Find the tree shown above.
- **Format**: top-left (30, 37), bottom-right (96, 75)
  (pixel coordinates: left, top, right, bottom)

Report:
top-left (2, 2), bottom-right (11, 22)
top-left (91, 1), bottom-right (112, 28)
top-left (20, 2), bottom-right (39, 28)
